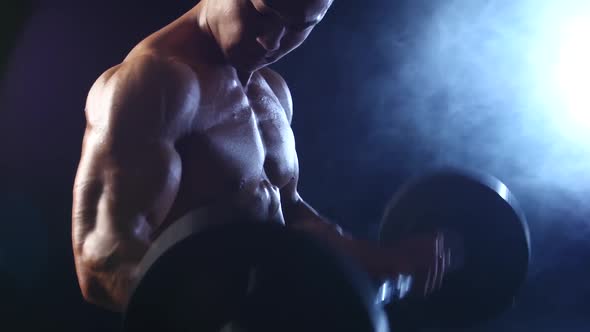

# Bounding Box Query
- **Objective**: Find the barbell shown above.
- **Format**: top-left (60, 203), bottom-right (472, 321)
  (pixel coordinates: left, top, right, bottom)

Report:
top-left (123, 169), bottom-right (531, 332)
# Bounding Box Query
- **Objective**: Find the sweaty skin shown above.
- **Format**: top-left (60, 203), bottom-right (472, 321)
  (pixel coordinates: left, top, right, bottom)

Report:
top-left (72, 0), bottom-right (451, 312)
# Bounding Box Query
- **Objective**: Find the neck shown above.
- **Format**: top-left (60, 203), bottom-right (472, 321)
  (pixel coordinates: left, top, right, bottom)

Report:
top-left (194, 1), bottom-right (215, 43)
top-left (192, 1), bottom-right (255, 87)
top-left (237, 71), bottom-right (254, 88)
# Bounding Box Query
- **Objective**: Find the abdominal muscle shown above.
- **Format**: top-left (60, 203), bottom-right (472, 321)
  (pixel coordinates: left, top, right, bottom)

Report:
top-left (150, 172), bottom-right (286, 242)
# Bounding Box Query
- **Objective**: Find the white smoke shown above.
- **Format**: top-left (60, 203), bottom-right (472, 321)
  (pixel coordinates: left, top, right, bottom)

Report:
top-left (360, 0), bottom-right (590, 229)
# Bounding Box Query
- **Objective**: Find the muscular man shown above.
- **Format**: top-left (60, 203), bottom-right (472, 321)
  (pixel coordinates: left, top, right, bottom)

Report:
top-left (72, 0), bottom-right (454, 312)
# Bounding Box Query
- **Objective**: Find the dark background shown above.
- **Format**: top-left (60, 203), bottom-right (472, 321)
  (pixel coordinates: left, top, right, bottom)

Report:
top-left (1, 0), bottom-right (589, 331)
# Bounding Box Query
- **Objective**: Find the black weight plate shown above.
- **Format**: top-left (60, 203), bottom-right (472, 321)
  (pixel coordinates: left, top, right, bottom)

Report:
top-left (379, 169), bottom-right (530, 328)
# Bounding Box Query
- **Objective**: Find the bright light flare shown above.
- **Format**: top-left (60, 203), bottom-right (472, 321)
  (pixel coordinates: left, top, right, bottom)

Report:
top-left (554, 16), bottom-right (590, 129)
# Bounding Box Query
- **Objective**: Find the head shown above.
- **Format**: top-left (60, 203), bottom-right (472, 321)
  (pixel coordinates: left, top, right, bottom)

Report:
top-left (203, 0), bottom-right (333, 72)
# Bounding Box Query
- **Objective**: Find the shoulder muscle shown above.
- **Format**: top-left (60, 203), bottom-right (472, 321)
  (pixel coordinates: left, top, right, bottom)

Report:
top-left (86, 54), bottom-right (200, 142)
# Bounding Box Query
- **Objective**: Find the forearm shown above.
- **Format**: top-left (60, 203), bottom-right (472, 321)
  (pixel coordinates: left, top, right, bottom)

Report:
top-left (284, 198), bottom-right (333, 228)
top-left (72, 185), bottom-right (151, 312)
top-left (284, 198), bottom-right (390, 280)
top-left (76, 260), bottom-right (140, 312)
top-left (74, 215), bottom-right (150, 311)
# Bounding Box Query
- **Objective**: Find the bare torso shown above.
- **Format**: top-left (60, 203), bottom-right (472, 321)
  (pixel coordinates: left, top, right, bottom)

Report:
top-left (126, 16), bottom-right (298, 239)
top-left (72, 2), bottom-right (450, 313)
top-left (72, 5), bottom-right (455, 313)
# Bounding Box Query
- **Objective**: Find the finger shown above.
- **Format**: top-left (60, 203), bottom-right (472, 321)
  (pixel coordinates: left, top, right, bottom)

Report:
top-left (430, 233), bottom-right (443, 292)
top-left (405, 266), bottom-right (428, 299)
top-left (424, 233), bottom-right (441, 295)
top-left (423, 267), bottom-right (433, 297)
top-left (444, 230), bottom-right (465, 273)
top-left (435, 251), bottom-right (446, 290)
top-left (445, 247), bottom-right (452, 272)
top-left (435, 233), bottom-right (446, 290)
